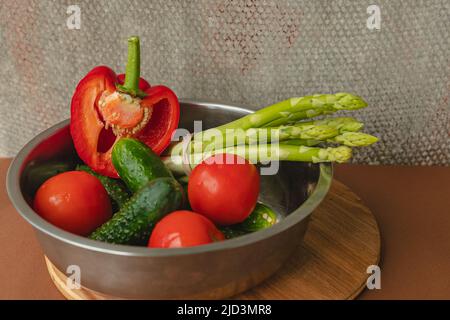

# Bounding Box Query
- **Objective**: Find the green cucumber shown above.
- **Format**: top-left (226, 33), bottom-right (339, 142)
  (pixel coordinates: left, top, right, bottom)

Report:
top-left (89, 177), bottom-right (184, 245)
top-left (24, 160), bottom-right (74, 196)
top-left (220, 203), bottom-right (278, 239)
top-left (76, 164), bottom-right (130, 212)
top-left (112, 138), bottom-right (173, 193)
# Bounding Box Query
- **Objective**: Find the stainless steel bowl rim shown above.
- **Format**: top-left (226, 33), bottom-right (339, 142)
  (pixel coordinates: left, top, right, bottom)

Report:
top-left (6, 100), bottom-right (332, 257)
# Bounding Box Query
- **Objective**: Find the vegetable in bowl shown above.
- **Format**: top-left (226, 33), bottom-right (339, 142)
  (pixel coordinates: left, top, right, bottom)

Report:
top-left (188, 153), bottom-right (260, 226)
top-left (70, 36), bottom-right (179, 178)
top-left (33, 171), bottom-right (112, 236)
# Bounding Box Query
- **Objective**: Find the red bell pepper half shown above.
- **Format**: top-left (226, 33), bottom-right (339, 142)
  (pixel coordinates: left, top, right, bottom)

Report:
top-left (70, 36), bottom-right (180, 178)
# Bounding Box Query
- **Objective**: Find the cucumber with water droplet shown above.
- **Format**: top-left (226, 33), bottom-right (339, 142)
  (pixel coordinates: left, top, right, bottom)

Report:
top-left (112, 138), bottom-right (173, 193)
top-left (220, 202), bottom-right (278, 239)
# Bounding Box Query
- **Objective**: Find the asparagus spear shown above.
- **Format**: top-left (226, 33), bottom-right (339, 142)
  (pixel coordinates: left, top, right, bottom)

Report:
top-left (305, 117), bottom-right (364, 133)
top-left (183, 119), bottom-right (364, 155)
top-left (179, 122), bottom-right (340, 159)
top-left (218, 93), bottom-right (366, 130)
top-left (262, 117), bottom-right (365, 142)
top-left (188, 118), bottom-right (362, 153)
top-left (263, 116), bottom-right (365, 131)
top-left (250, 95), bottom-right (367, 128)
top-left (284, 132), bottom-right (379, 147)
top-left (283, 139), bottom-right (323, 147)
top-left (261, 110), bottom-right (324, 128)
top-left (162, 144), bottom-right (352, 176)
top-left (237, 123), bottom-right (338, 145)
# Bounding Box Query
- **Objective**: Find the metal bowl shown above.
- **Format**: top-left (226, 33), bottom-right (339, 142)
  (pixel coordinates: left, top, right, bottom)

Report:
top-left (6, 101), bottom-right (332, 299)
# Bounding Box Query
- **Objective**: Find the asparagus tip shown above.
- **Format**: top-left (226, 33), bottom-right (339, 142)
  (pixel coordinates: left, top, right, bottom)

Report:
top-left (334, 132), bottom-right (379, 147)
top-left (314, 146), bottom-right (353, 163)
top-left (335, 93), bottom-right (368, 110)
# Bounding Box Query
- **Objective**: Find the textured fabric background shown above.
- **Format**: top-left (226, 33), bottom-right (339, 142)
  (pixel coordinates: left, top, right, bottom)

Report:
top-left (0, 0), bottom-right (449, 164)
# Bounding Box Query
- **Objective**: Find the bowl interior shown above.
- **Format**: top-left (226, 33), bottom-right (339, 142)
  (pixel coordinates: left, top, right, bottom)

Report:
top-left (9, 101), bottom-right (331, 256)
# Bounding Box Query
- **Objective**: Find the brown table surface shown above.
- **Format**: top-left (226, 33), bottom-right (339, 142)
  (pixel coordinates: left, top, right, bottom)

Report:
top-left (1, 158), bottom-right (449, 300)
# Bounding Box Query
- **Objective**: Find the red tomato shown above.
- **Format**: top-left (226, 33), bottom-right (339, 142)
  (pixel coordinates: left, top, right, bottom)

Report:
top-left (148, 210), bottom-right (225, 248)
top-left (188, 154), bottom-right (260, 225)
top-left (33, 171), bottom-right (112, 236)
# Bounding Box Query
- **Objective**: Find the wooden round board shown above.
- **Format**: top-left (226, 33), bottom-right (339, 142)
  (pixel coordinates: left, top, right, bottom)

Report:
top-left (46, 180), bottom-right (381, 300)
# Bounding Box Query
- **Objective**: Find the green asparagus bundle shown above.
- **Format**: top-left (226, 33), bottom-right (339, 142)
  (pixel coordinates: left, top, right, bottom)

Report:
top-left (190, 93), bottom-right (367, 152)
top-left (162, 93), bottom-right (376, 174)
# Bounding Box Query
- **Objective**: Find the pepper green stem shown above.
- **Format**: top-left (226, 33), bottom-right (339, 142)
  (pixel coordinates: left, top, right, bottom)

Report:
top-left (117, 36), bottom-right (147, 98)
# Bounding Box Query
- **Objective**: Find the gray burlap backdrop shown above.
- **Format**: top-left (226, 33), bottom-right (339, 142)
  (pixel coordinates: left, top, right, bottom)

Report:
top-left (0, 0), bottom-right (449, 164)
